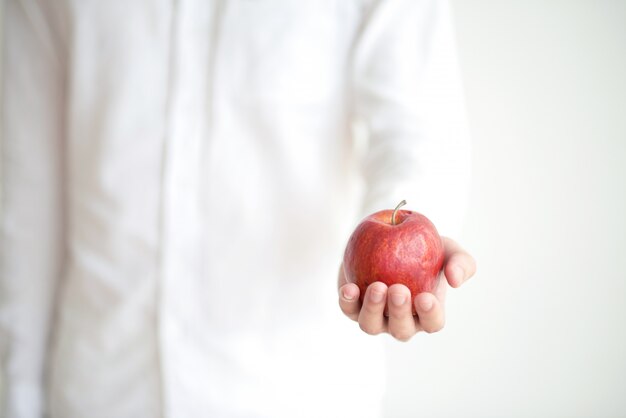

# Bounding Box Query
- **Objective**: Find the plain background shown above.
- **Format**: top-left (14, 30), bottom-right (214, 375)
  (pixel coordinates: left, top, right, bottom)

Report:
top-left (384, 0), bottom-right (626, 417)
top-left (1, 1), bottom-right (625, 417)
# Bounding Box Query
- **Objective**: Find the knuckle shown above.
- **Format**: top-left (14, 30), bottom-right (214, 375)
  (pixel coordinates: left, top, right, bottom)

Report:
top-left (387, 306), bottom-right (408, 321)
top-left (341, 306), bottom-right (357, 320)
top-left (339, 300), bottom-right (356, 314)
top-left (423, 320), bottom-right (445, 334)
top-left (459, 255), bottom-right (476, 276)
top-left (363, 301), bottom-right (383, 316)
top-left (390, 328), bottom-right (413, 342)
top-left (359, 321), bottom-right (381, 336)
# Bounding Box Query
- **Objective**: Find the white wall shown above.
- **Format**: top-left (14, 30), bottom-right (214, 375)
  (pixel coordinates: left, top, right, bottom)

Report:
top-left (384, 1), bottom-right (626, 417)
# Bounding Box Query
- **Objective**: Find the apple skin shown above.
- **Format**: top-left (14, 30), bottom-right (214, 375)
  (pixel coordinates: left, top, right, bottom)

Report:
top-left (343, 209), bottom-right (445, 310)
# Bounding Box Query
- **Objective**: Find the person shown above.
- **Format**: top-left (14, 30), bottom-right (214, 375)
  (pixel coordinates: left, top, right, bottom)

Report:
top-left (0, 0), bottom-right (476, 417)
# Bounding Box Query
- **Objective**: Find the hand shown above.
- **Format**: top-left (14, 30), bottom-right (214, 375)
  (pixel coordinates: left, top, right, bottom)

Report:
top-left (337, 237), bottom-right (476, 341)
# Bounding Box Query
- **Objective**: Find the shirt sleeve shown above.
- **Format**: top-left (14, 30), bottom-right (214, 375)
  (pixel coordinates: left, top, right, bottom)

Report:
top-left (1, 1), bottom-right (67, 417)
top-left (352, 0), bottom-right (471, 237)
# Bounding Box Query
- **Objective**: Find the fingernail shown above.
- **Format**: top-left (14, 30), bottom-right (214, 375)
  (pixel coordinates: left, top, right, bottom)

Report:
top-left (370, 290), bottom-right (384, 304)
top-left (342, 287), bottom-right (356, 301)
top-left (419, 298), bottom-right (433, 311)
top-left (453, 266), bottom-right (465, 283)
top-left (390, 293), bottom-right (407, 306)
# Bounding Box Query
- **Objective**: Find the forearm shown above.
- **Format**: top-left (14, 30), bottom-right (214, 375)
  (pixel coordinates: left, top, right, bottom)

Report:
top-left (352, 0), bottom-right (471, 236)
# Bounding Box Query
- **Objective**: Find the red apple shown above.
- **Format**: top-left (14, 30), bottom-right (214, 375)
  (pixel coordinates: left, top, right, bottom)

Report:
top-left (343, 201), bottom-right (445, 311)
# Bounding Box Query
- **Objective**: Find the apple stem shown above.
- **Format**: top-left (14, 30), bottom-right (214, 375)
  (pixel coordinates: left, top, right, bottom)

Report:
top-left (392, 200), bottom-right (407, 225)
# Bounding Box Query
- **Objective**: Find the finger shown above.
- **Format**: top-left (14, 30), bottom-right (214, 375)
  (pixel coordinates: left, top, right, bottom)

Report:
top-left (414, 292), bottom-right (445, 334)
top-left (337, 263), bottom-right (347, 289)
top-left (442, 237), bottom-right (477, 288)
top-left (432, 273), bottom-right (448, 308)
top-left (338, 283), bottom-right (361, 321)
top-left (386, 284), bottom-right (418, 342)
top-left (357, 282), bottom-right (388, 335)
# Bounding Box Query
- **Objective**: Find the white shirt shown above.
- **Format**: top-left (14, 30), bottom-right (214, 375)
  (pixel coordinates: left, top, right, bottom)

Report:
top-left (0, 1), bottom-right (470, 417)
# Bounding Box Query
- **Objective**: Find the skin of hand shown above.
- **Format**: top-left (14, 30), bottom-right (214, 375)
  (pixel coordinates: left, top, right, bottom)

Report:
top-left (338, 237), bottom-right (476, 342)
